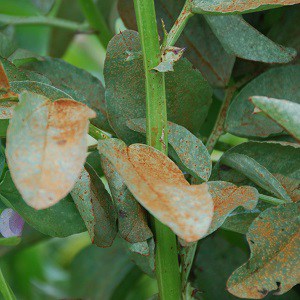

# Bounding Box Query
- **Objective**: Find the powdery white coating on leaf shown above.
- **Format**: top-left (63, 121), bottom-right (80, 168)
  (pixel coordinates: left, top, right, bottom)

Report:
top-left (6, 91), bottom-right (96, 210)
top-left (98, 139), bottom-right (213, 242)
top-left (191, 0), bottom-right (300, 13)
top-left (227, 203), bottom-right (300, 298)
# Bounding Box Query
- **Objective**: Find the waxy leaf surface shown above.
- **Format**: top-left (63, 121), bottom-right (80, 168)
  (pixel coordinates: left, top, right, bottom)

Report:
top-left (227, 203), bottom-right (300, 298)
top-left (205, 15), bottom-right (296, 63)
top-left (0, 172), bottom-right (86, 237)
top-left (190, 0), bottom-right (300, 14)
top-left (98, 139), bottom-right (213, 242)
top-left (251, 96), bottom-right (300, 142)
top-left (71, 167), bottom-right (117, 247)
top-left (104, 30), bottom-right (212, 144)
top-left (127, 118), bottom-right (211, 182)
top-left (101, 156), bottom-right (152, 243)
top-left (226, 65), bottom-right (300, 138)
top-left (6, 92), bottom-right (96, 209)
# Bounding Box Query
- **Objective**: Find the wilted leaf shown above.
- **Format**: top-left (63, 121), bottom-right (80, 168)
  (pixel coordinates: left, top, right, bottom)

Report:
top-left (21, 57), bottom-right (113, 132)
top-left (250, 96), bottom-right (300, 142)
top-left (207, 181), bottom-right (259, 235)
top-left (221, 153), bottom-right (292, 201)
top-left (118, 0), bottom-right (235, 87)
top-left (128, 118), bottom-right (212, 181)
top-left (0, 172), bottom-right (86, 237)
top-left (104, 30), bottom-right (212, 144)
top-left (101, 156), bottom-right (152, 244)
top-left (227, 203), bottom-right (300, 298)
top-left (6, 91), bottom-right (96, 209)
top-left (98, 139), bottom-right (213, 242)
top-left (190, 0), bottom-right (300, 14)
top-left (205, 15), bottom-right (296, 63)
top-left (71, 167), bottom-right (117, 248)
top-left (225, 65), bottom-right (300, 138)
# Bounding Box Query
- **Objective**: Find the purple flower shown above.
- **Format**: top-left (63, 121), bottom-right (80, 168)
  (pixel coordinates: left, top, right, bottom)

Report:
top-left (0, 208), bottom-right (24, 238)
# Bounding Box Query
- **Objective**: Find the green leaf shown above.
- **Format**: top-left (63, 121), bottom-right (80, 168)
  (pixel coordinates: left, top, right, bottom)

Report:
top-left (101, 156), bottom-right (152, 244)
top-left (225, 65), bottom-right (300, 138)
top-left (221, 153), bottom-right (292, 201)
top-left (0, 57), bottom-right (28, 81)
top-left (6, 91), bottom-right (95, 209)
top-left (0, 172), bottom-right (86, 237)
top-left (104, 30), bottom-right (212, 144)
top-left (190, 0), bottom-right (299, 14)
top-left (70, 167), bottom-right (117, 248)
top-left (205, 15), bottom-right (296, 63)
top-left (98, 138), bottom-right (213, 243)
top-left (0, 236), bottom-right (21, 246)
top-left (127, 118), bottom-right (211, 182)
top-left (118, 0), bottom-right (235, 87)
top-left (21, 57), bottom-right (113, 133)
top-left (227, 203), bottom-right (300, 298)
top-left (251, 96), bottom-right (300, 142)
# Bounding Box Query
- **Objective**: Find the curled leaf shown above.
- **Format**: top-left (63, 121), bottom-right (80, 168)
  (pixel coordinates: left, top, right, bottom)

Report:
top-left (6, 91), bottom-right (96, 209)
top-left (98, 139), bottom-right (213, 242)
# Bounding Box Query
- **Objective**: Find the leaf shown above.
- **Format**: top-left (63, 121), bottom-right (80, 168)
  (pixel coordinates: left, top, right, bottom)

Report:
top-left (70, 167), bottom-right (117, 248)
top-left (207, 181), bottom-right (259, 235)
top-left (0, 236), bottom-right (21, 246)
top-left (21, 57), bottom-right (113, 133)
top-left (0, 172), bottom-right (86, 237)
top-left (98, 139), bottom-right (213, 242)
top-left (227, 203), bottom-right (300, 298)
top-left (0, 57), bottom-right (28, 81)
top-left (225, 65), bottom-right (300, 138)
top-left (190, 0), bottom-right (300, 14)
top-left (104, 30), bottom-right (212, 144)
top-left (250, 96), bottom-right (300, 142)
top-left (118, 0), bottom-right (235, 87)
top-left (205, 15), bottom-right (296, 63)
top-left (100, 156), bottom-right (153, 244)
top-left (0, 208), bottom-right (24, 237)
top-left (6, 91), bottom-right (96, 209)
top-left (221, 153), bottom-right (292, 202)
top-left (153, 47), bottom-right (185, 72)
top-left (127, 118), bottom-right (212, 182)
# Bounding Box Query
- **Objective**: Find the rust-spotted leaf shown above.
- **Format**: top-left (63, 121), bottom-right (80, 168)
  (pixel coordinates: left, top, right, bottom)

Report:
top-left (98, 139), bottom-right (213, 243)
top-left (227, 203), bottom-right (300, 298)
top-left (6, 91), bottom-right (96, 209)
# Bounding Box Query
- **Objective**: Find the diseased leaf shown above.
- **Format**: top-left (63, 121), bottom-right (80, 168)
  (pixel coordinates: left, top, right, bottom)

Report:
top-left (101, 156), bottom-right (152, 244)
top-left (221, 153), bottom-right (292, 201)
top-left (227, 203), bottom-right (300, 298)
top-left (21, 57), bottom-right (113, 132)
top-left (250, 96), bottom-right (300, 142)
top-left (205, 15), bottom-right (296, 63)
top-left (71, 167), bottom-right (117, 248)
top-left (118, 0), bottom-right (235, 87)
top-left (0, 172), bottom-right (86, 237)
top-left (0, 56), bottom-right (28, 82)
top-left (98, 139), bottom-right (213, 242)
top-left (127, 118), bottom-right (212, 182)
top-left (6, 91), bottom-right (96, 209)
top-left (207, 181), bottom-right (259, 235)
top-left (190, 0), bottom-right (300, 14)
top-left (104, 30), bottom-right (212, 144)
top-left (225, 65), bottom-right (300, 138)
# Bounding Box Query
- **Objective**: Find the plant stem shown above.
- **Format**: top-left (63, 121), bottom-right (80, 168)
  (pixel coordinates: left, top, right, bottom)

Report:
top-left (133, 0), bottom-right (181, 299)
top-left (88, 124), bottom-right (109, 140)
top-left (78, 0), bottom-right (113, 49)
top-left (258, 194), bottom-right (286, 205)
top-left (0, 267), bottom-right (16, 300)
top-left (0, 14), bottom-right (88, 32)
top-left (164, 0), bottom-right (193, 48)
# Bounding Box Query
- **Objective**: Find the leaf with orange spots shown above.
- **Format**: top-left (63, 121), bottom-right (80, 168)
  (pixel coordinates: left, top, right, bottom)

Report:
top-left (71, 166), bottom-right (117, 247)
top-left (98, 138), bottom-right (213, 243)
top-left (127, 118), bottom-right (211, 182)
top-left (227, 203), bottom-right (300, 298)
top-left (190, 0), bottom-right (300, 14)
top-left (6, 91), bottom-right (96, 210)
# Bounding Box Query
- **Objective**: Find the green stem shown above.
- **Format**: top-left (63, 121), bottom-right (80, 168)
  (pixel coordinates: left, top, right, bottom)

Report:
top-left (133, 0), bottom-right (181, 299)
top-left (164, 0), bottom-right (193, 48)
top-left (258, 194), bottom-right (286, 205)
top-left (0, 14), bottom-right (88, 32)
top-left (78, 0), bottom-right (113, 49)
top-left (0, 267), bottom-right (16, 300)
top-left (88, 124), bottom-right (109, 140)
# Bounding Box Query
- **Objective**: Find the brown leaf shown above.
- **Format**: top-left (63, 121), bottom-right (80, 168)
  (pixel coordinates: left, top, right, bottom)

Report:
top-left (98, 139), bottom-right (213, 242)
